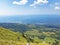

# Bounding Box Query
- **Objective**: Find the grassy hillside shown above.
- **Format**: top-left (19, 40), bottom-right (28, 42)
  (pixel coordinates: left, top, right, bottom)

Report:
top-left (0, 23), bottom-right (60, 45)
top-left (0, 27), bottom-right (27, 45)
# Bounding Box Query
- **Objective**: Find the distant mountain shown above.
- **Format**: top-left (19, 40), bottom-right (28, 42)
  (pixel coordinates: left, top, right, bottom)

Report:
top-left (0, 15), bottom-right (60, 24)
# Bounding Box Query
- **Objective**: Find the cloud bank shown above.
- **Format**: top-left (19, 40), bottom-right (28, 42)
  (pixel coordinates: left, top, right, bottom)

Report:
top-left (13, 0), bottom-right (48, 8)
top-left (13, 0), bottom-right (28, 5)
top-left (30, 0), bottom-right (48, 8)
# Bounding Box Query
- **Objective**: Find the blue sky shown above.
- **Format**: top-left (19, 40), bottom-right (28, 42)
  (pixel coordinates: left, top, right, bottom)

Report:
top-left (0, 0), bottom-right (60, 16)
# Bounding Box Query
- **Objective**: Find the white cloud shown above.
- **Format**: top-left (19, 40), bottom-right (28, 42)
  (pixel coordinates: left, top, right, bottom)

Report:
top-left (30, 0), bottom-right (48, 8)
top-left (54, 3), bottom-right (60, 10)
top-left (13, 0), bottom-right (28, 5)
top-left (13, 0), bottom-right (48, 8)
top-left (55, 6), bottom-right (60, 10)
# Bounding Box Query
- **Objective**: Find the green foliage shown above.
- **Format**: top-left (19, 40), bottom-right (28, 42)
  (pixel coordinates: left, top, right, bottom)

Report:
top-left (44, 37), bottom-right (56, 44)
top-left (33, 37), bottom-right (43, 43)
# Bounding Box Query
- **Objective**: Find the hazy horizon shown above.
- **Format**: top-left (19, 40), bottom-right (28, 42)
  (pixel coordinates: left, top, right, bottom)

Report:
top-left (0, 15), bottom-right (60, 24)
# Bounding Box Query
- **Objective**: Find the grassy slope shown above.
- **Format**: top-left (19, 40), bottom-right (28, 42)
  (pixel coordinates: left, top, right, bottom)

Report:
top-left (0, 27), bottom-right (50, 45)
top-left (0, 27), bottom-right (27, 45)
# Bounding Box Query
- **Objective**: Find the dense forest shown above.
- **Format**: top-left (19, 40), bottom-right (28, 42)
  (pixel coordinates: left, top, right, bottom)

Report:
top-left (0, 23), bottom-right (60, 45)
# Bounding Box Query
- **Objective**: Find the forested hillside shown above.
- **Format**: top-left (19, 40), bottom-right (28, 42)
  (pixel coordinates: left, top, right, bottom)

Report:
top-left (0, 23), bottom-right (60, 45)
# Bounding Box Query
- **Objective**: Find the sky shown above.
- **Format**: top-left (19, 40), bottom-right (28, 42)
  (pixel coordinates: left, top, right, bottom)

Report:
top-left (0, 0), bottom-right (60, 16)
